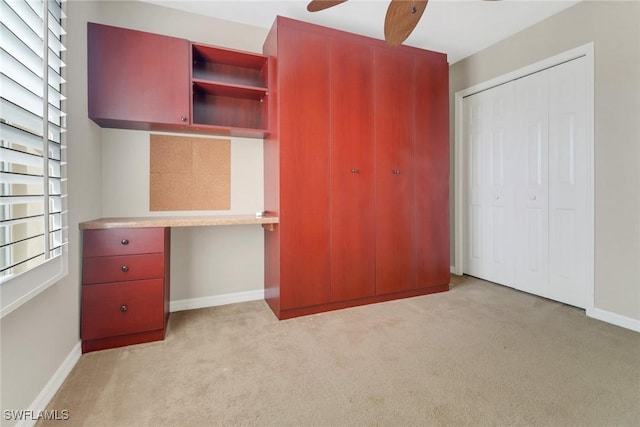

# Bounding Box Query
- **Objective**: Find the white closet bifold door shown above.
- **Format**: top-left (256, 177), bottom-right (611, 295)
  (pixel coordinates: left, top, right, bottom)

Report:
top-left (463, 56), bottom-right (588, 309)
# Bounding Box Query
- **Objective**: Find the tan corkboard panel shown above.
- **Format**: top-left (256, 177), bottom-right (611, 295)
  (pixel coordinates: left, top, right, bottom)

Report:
top-left (150, 134), bottom-right (230, 211)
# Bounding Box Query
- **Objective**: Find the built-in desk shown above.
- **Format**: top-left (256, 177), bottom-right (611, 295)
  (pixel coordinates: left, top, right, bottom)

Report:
top-left (78, 214), bottom-right (278, 353)
top-left (79, 214), bottom-right (279, 231)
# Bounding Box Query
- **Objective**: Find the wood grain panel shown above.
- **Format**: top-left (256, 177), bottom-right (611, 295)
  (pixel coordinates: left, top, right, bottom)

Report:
top-left (83, 228), bottom-right (165, 257)
top-left (82, 253), bottom-right (165, 285)
top-left (278, 25), bottom-right (331, 310)
top-left (87, 23), bottom-right (189, 126)
top-left (374, 47), bottom-right (416, 295)
top-left (81, 279), bottom-right (165, 340)
top-left (414, 53), bottom-right (451, 288)
top-left (329, 38), bottom-right (376, 302)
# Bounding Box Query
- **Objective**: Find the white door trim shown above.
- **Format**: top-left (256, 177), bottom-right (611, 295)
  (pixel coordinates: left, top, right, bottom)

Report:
top-left (454, 42), bottom-right (595, 313)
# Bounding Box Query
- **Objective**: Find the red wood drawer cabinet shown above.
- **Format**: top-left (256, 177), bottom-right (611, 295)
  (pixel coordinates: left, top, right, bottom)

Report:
top-left (81, 228), bottom-right (170, 353)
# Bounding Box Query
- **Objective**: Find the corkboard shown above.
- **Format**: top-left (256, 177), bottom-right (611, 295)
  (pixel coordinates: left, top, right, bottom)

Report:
top-left (150, 134), bottom-right (230, 211)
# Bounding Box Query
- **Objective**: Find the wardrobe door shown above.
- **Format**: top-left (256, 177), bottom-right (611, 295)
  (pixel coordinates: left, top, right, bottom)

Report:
top-left (414, 53), bottom-right (450, 288)
top-left (374, 48), bottom-right (416, 295)
top-left (329, 39), bottom-right (376, 301)
top-left (278, 26), bottom-right (331, 309)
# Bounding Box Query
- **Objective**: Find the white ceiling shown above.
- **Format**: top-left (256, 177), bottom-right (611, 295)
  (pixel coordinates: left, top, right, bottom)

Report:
top-left (142, 0), bottom-right (581, 64)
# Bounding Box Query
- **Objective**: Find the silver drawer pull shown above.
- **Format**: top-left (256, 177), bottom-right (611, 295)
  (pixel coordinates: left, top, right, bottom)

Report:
top-left (121, 265), bottom-right (129, 272)
top-left (121, 239), bottom-right (129, 245)
top-left (120, 305), bottom-right (127, 312)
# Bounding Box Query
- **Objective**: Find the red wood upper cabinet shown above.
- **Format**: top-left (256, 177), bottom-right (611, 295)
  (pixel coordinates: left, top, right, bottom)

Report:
top-left (87, 22), bottom-right (190, 130)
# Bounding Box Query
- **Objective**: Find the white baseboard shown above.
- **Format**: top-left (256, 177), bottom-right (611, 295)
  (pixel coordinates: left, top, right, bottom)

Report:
top-left (170, 289), bottom-right (265, 312)
top-left (587, 307), bottom-right (640, 332)
top-left (16, 341), bottom-right (81, 427)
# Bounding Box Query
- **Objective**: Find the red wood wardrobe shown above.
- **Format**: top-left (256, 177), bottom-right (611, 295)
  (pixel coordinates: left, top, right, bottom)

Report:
top-left (263, 17), bottom-right (450, 319)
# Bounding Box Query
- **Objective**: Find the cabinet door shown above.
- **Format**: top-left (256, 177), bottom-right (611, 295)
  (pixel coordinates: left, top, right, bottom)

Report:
top-left (374, 48), bottom-right (416, 295)
top-left (414, 53), bottom-right (450, 288)
top-left (278, 26), bottom-right (331, 309)
top-left (88, 23), bottom-right (190, 127)
top-left (329, 39), bottom-right (375, 302)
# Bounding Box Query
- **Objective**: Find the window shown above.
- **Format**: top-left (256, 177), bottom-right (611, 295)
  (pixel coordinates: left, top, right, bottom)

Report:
top-left (0, 0), bottom-right (67, 317)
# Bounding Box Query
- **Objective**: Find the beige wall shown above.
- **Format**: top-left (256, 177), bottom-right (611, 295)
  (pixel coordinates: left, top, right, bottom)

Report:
top-left (449, 0), bottom-right (640, 321)
top-left (100, 129), bottom-right (266, 300)
top-left (1, 1), bottom-right (269, 423)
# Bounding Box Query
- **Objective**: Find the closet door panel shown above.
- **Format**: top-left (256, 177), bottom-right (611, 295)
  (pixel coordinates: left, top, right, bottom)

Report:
top-left (465, 83), bottom-right (516, 285)
top-left (548, 57), bottom-right (588, 308)
top-left (464, 93), bottom-right (487, 279)
top-left (514, 70), bottom-right (549, 296)
top-left (486, 83), bottom-right (516, 286)
top-left (414, 54), bottom-right (450, 288)
top-left (374, 48), bottom-right (415, 295)
top-left (278, 27), bottom-right (331, 309)
top-left (329, 39), bottom-right (376, 301)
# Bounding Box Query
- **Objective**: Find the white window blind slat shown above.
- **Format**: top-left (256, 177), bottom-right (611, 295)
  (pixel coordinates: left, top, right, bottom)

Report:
top-left (0, 171), bottom-right (43, 187)
top-left (47, 46), bottom-right (64, 70)
top-left (0, 1), bottom-right (43, 60)
top-left (1, 28), bottom-right (44, 76)
top-left (0, 146), bottom-right (44, 170)
top-left (1, 122), bottom-right (43, 153)
top-left (0, 99), bottom-right (44, 137)
top-left (0, 49), bottom-right (42, 96)
top-left (4, 0), bottom-right (42, 41)
top-left (1, 74), bottom-right (44, 118)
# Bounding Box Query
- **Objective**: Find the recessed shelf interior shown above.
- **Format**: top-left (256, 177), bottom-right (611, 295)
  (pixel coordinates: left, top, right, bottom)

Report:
top-left (192, 44), bottom-right (268, 88)
top-left (191, 43), bottom-right (269, 132)
top-left (192, 91), bottom-right (265, 130)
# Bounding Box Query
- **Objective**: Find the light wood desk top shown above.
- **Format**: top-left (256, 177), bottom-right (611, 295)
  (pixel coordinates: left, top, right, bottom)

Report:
top-left (79, 214), bottom-right (279, 230)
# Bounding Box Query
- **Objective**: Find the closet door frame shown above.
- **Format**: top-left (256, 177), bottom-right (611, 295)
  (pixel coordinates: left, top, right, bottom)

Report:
top-left (453, 43), bottom-right (594, 311)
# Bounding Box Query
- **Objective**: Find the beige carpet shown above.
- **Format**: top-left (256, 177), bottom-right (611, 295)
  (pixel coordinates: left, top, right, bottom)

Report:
top-left (41, 275), bottom-right (640, 426)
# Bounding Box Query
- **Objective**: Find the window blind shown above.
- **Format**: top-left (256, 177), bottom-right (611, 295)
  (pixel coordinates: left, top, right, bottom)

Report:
top-left (0, 0), bottom-right (67, 282)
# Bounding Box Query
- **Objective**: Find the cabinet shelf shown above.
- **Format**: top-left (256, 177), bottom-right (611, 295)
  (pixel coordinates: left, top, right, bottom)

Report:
top-left (192, 79), bottom-right (268, 100)
top-left (191, 43), bottom-right (269, 135)
top-left (192, 43), bottom-right (268, 87)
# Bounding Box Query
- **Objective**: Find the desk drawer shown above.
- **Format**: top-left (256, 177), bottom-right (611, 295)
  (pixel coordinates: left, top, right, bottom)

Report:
top-left (83, 228), bottom-right (165, 257)
top-left (81, 279), bottom-right (164, 340)
top-left (82, 253), bottom-right (165, 284)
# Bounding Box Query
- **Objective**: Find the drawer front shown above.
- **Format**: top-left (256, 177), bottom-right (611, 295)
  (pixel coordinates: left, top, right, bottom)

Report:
top-left (81, 279), bottom-right (164, 340)
top-left (83, 253), bottom-right (165, 284)
top-left (83, 228), bottom-right (165, 258)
